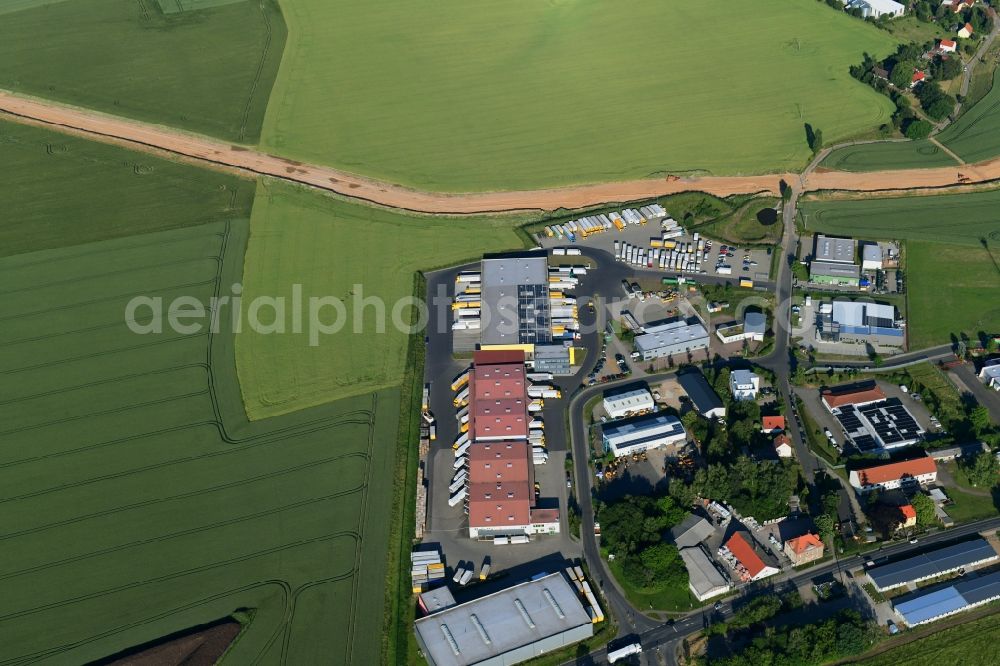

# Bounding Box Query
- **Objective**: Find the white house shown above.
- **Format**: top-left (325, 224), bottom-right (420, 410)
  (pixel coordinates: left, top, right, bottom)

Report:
top-left (846, 0), bottom-right (906, 18)
top-left (938, 38), bottom-right (958, 53)
top-left (958, 22), bottom-right (974, 39)
top-left (980, 359), bottom-right (1000, 390)
top-left (773, 434), bottom-right (794, 459)
top-left (729, 370), bottom-right (760, 402)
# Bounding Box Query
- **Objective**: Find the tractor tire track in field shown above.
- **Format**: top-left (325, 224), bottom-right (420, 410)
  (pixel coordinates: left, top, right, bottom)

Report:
top-left (0, 485), bottom-right (365, 581)
top-left (238, 0), bottom-right (273, 142)
top-left (5, 89), bottom-right (1000, 214)
top-left (0, 452), bottom-right (367, 541)
top-left (0, 531), bottom-right (360, 625)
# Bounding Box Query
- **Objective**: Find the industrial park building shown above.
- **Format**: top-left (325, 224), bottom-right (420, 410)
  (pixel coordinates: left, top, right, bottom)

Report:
top-left (822, 383), bottom-right (923, 452)
top-left (414, 573), bottom-right (593, 666)
top-left (893, 569), bottom-right (1000, 626)
top-left (602, 387), bottom-right (655, 419)
top-left (678, 371), bottom-right (726, 419)
top-left (531, 343), bottom-right (572, 375)
top-left (633, 319), bottom-right (709, 361)
top-left (867, 538), bottom-right (998, 592)
top-left (818, 300), bottom-right (904, 346)
top-left (480, 254), bottom-right (552, 348)
top-left (809, 260), bottom-right (861, 287)
top-left (814, 234), bottom-right (857, 264)
top-left (465, 350), bottom-right (558, 539)
top-left (601, 413), bottom-right (686, 457)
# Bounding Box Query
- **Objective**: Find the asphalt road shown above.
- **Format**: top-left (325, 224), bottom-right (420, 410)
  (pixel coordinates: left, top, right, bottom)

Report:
top-left (562, 515), bottom-right (1000, 665)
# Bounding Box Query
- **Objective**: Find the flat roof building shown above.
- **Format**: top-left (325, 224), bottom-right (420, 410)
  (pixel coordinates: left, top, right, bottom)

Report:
top-left (979, 359), bottom-right (1000, 390)
top-left (480, 254), bottom-right (551, 347)
top-left (601, 413), bottom-right (686, 457)
top-left (419, 587), bottom-right (458, 615)
top-left (810, 261), bottom-right (861, 287)
top-left (818, 300), bottom-right (904, 346)
top-left (414, 573), bottom-right (593, 666)
top-left (634, 319), bottom-right (709, 361)
top-left (814, 234), bottom-right (856, 264)
top-left (893, 569), bottom-right (1000, 626)
top-left (680, 546), bottom-right (732, 601)
top-left (532, 343), bottom-right (571, 376)
top-left (868, 538), bottom-right (998, 592)
top-left (744, 311), bottom-right (766, 340)
top-left (861, 243), bottom-right (883, 270)
top-left (678, 371), bottom-right (726, 419)
top-left (849, 456), bottom-right (937, 493)
top-left (833, 397), bottom-right (924, 452)
top-left (602, 387), bottom-right (655, 419)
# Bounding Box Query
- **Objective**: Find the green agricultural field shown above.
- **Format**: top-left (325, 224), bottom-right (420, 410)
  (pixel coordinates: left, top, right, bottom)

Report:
top-left (236, 180), bottom-right (526, 418)
top-left (0, 0), bottom-right (286, 142)
top-left (0, 221), bottom-right (397, 665)
top-left (849, 611), bottom-right (1000, 665)
top-left (935, 66), bottom-right (1000, 163)
top-left (261, 0), bottom-right (897, 191)
top-left (0, 120), bottom-right (254, 257)
top-left (906, 241), bottom-right (1000, 348)
top-left (800, 189), bottom-right (1000, 245)
top-left (819, 139), bottom-right (960, 171)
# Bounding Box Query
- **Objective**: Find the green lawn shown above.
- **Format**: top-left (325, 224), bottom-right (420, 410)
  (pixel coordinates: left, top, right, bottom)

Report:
top-left (696, 197), bottom-right (783, 247)
top-left (0, 120), bottom-right (255, 257)
top-left (0, 0), bottom-right (286, 143)
top-left (849, 611), bottom-right (1000, 665)
top-left (607, 557), bottom-right (697, 613)
top-left (261, 0), bottom-right (897, 191)
top-left (939, 462), bottom-right (999, 523)
top-left (235, 179), bottom-right (527, 419)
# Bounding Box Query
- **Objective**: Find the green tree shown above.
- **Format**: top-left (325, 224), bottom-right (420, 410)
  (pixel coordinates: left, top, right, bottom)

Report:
top-left (911, 492), bottom-right (937, 527)
top-left (970, 405), bottom-right (992, 435)
top-left (890, 61), bottom-right (916, 88)
top-left (815, 513), bottom-right (836, 541)
top-left (904, 119), bottom-right (933, 139)
top-left (962, 451), bottom-right (999, 488)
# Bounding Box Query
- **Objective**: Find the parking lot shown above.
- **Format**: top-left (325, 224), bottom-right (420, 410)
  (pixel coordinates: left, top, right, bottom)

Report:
top-left (537, 215), bottom-right (773, 283)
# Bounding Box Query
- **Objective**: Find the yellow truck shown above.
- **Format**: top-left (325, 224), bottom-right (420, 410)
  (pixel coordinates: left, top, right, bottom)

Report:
top-left (739, 278), bottom-right (754, 289)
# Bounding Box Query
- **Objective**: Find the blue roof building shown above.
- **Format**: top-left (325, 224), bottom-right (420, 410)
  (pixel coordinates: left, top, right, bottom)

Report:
top-left (868, 538), bottom-right (998, 591)
top-left (894, 570), bottom-right (1000, 626)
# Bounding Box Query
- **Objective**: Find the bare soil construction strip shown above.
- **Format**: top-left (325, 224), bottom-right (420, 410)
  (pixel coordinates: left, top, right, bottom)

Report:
top-left (3, 90), bottom-right (1000, 214)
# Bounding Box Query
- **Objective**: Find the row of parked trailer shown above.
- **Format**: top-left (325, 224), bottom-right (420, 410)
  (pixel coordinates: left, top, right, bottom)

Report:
top-left (541, 203), bottom-right (668, 242)
top-left (411, 549), bottom-right (446, 593)
top-left (565, 566), bottom-right (605, 624)
top-left (452, 271), bottom-right (483, 332)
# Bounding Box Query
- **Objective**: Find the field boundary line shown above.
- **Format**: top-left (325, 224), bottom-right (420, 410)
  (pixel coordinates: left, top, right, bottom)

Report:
top-left (928, 137), bottom-right (966, 165)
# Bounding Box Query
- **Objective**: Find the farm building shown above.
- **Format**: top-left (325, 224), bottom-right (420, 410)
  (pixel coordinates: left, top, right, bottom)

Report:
top-left (601, 413), bottom-right (686, 457)
top-left (867, 538), bottom-right (998, 592)
top-left (784, 533), bottom-right (824, 566)
top-left (413, 573), bottom-right (594, 666)
top-left (480, 254), bottom-right (551, 348)
top-left (602, 387), bottom-right (655, 419)
top-left (679, 546), bottom-right (732, 601)
top-left (845, 0), bottom-right (905, 17)
top-left (893, 569), bottom-right (1000, 626)
top-left (633, 319), bottom-right (709, 361)
top-left (678, 371), bottom-right (726, 419)
top-left (729, 369), bottom-right (760, 401)
top-left (849, 456), bottom-right (937, 493)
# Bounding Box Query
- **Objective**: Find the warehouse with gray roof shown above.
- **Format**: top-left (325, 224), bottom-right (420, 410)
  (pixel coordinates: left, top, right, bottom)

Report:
top-left (480, 254), bottom-right (551, 347)
top-left (867, 538), bottom-right (998, 592)
top-left (679, 545), bottom-right (732, 601)
top-left (633, 319), bottom-right (709, 361)
top-left (414, 573), bottom-right (593, 666)
top-left (677, 371), bottom-right (726, 419)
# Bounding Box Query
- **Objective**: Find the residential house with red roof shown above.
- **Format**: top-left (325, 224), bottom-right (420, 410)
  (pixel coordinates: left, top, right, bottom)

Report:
top-left (849, 457), bottom-right (938, 493)
top-left (773, 433), bottom-right (793, 459)
top-left (762, 415), bottom-right (786, 434)
top-left (784, 533), bottom-right (825, 566)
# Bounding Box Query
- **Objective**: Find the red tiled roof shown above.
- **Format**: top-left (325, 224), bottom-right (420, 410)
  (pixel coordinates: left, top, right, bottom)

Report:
top-left (469, 352), bottom-right (528, 441)
top-left (467, 441), bottom-right (530, 482)
top-left (857, 457), bottom-right (937, 486)
top-left (900, 504), bottom-right (917, 519)
top-left (467, 481), bottom-right (531, 528)
top-left (821, 385), bottom-right (886, 409)
top-left (773, 433), bottom-right (792, 450)
top-left (913, 71), bottom-right (926, 83)
top-left (725, 532), bottom-right (767, 578)
top-left (473, 349), bottom-right (525, 365)
top-left (473, 399), bottom-right (528, 439)
top-left (762, 416), bottom-right (786, 432)
top-left (787, 533), bottom-right (823, 555)
top-left (940, 39), bottom-right (957, 48)
top-left (529, 508), bottom-right (560, 524)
